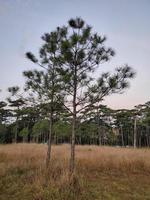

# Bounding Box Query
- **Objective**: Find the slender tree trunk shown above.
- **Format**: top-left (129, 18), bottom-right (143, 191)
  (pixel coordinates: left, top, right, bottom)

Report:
top-left (128, 129), bottom-right (130, 146)
top-left (102, 127), bottom-right (104, 145)
top-left (70, 112), bottom-right (76, 174)
top-left (98, 126), bottom-right (102, 145)
top-left (46, 66), bottom-right (55, 168)
top-left (42, 133), bottom-right (44, 143)
top-left (146, 126), bottom-right (149, 147)
top-left (89, 137), bottom-right (91, 145)
top-left (120, 126), bottom-right (124, 147)
top-left (54, 133), bottom-right (57, 145)
top-left (133, 117), bottom-right (137, 148)
top-left (15, 116), bottom-right (19, 143)
top-left (97, 110), bottom-right (102, 146)
top-left (79, 136), bottom-right (82, 145)
top-left (70, 66), bottom-right (77, 174)
top-left (46, 112), bottom-right (53, 168)
top-left (23, 136), bottom-right (26, 143)
top-left (139, 131), bottom-right (142, 147)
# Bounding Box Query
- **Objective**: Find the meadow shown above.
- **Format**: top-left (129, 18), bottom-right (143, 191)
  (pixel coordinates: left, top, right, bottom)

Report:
top-left (0, 144), bottom-right (150, 200)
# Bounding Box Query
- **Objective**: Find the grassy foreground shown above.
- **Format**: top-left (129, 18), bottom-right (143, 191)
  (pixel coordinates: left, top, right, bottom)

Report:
top-left (0, 144), bottom-right (150, 200)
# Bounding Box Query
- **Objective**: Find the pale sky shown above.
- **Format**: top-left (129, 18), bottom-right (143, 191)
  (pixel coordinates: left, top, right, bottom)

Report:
top-left (0, 0), bottom-right (150, 109)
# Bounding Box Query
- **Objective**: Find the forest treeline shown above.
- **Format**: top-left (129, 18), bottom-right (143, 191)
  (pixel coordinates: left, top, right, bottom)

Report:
top-left (1, 95), bottom-right (150, 148)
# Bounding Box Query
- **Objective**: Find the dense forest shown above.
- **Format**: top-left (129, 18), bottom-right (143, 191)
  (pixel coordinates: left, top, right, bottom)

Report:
top-left (1, 95), bottom-right (150, 148)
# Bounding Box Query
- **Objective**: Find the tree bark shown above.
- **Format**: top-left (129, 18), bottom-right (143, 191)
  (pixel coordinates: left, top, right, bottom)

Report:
top-left (139, 131), bottom-right (141, 147)
top-left (98, 125), bottom-right (102, 146)
top-left (120, 126), bottom-right (124, 147)
top-left (133, 117), bottom-right (137, 148)
top-left (15, 116), bottom-right (18, 143)
top-left (70, 65), bottom-right (77, 174)
top-left (79, 136), bottom-right (82, 145)
top-left (70, 112), bottom-right (76, 174)
top-left (146, 126), bottom-right (149, 147)
top-left (46, 112), bottom-right (53, 168)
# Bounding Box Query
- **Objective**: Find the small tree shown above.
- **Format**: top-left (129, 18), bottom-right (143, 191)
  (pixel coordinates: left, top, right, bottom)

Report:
top-left (7, 86), bottom-right (25, 143)
top-left (19, 127), bottom-right (29, 142)
top-left (0, 101), bottom-right (9, 124)
top-left (32, 120), bottom-right (49, 143)
top-left (82, 104), bottom-right (113, 145)
top-left (53, 120), bottom-right (71, 144)
top-left (24, 17), bottom-right (135, 174)
top-left (56, 17), bottom-right (135, 173)
top-left (24, 28), bottom-right (66, 167)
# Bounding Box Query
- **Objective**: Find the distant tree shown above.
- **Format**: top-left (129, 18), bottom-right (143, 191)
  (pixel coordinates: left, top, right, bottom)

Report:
top-left (0, 124), bottom-right (7, 143)
top-left (83, 104), bottom-right (113, 145)
top-left (114, 109), bottom-right (133, 146)
top-left (19, 127), bottom-right (29, 142)
top-left (7, 86), bottom-right (26, 143)
top-left (19, 105), bottom-right (40, 142)
top-left (134, 103), bottom-right (150, 147)
top-left (53, 120), bottom-right (71, 144)
top-left (132, 106), bottom-right (144, 148)
top-left (24, 28), bottom-right (66, 167)
top-left (32, 119), bottom-right (49, 143)
top-left (77, 121), bottom-right (97, 145)
top-left (0, 101), bottom-right (9, 124)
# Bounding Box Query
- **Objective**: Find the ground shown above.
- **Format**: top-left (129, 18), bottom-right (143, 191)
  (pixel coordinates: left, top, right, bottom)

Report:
top-left (0, 144), bottom-right (150, 200)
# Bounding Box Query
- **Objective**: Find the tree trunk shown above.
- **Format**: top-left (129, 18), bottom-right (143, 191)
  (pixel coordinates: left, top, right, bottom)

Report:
top-left (54, 133), bottom-right (57, 145)
top-left (23, 136), bottom-right (26, 143)
top-left (79, 136), bottom-right (82, 145)
top-left (15, 116), bottom-right (18, 143)
top-left (133, 117), bottom-right (137, 148)
top-left (35, 136), bottom-right (37, 143)
top-left (70, 66), bottom-right (77, 174)
top-left (139, 131), bottom-right (142, 147)
top-left (120, 126), bottom-right (124, 147)
top-left (70, 113), bottom-right (76, 174)
top-left (146, 126), bottom-right (149, 147)
top-left (98, 126), bottom-right (102, 145)
top-left (46, 112), bottom-right (53, 168)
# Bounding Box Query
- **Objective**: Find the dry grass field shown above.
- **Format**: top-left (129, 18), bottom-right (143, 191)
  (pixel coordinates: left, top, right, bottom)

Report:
top-left (0, 144), bottom-right (150, 200)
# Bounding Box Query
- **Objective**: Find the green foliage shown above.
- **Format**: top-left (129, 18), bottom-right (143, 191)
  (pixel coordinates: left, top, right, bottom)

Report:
top-left (77, 121), bottom-right (97, 138)
top-left (19, 128), bottom-right (29, 137)
top-left (8, 86), bottom-right (20, 96)
top-left (32, 120), bottom-right (49, 136)
top-left (53, 121), bottom-right (71, 137)
top-left (0, 124), bottom-right (7, 143)
top-left (87, 65), bottom-right (135, 105)
top-left (0, 101), bottom-right (10, 124)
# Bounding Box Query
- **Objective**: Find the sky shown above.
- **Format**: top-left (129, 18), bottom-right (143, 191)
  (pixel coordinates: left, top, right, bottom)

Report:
top-left (0, 0), bottom-right (150, 109)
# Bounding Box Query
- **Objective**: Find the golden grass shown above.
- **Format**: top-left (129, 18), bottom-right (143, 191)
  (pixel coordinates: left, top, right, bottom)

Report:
top-left (0, 144), bottom-right (150, 200)
top-left (0, 144), bottom-right (150, 174)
